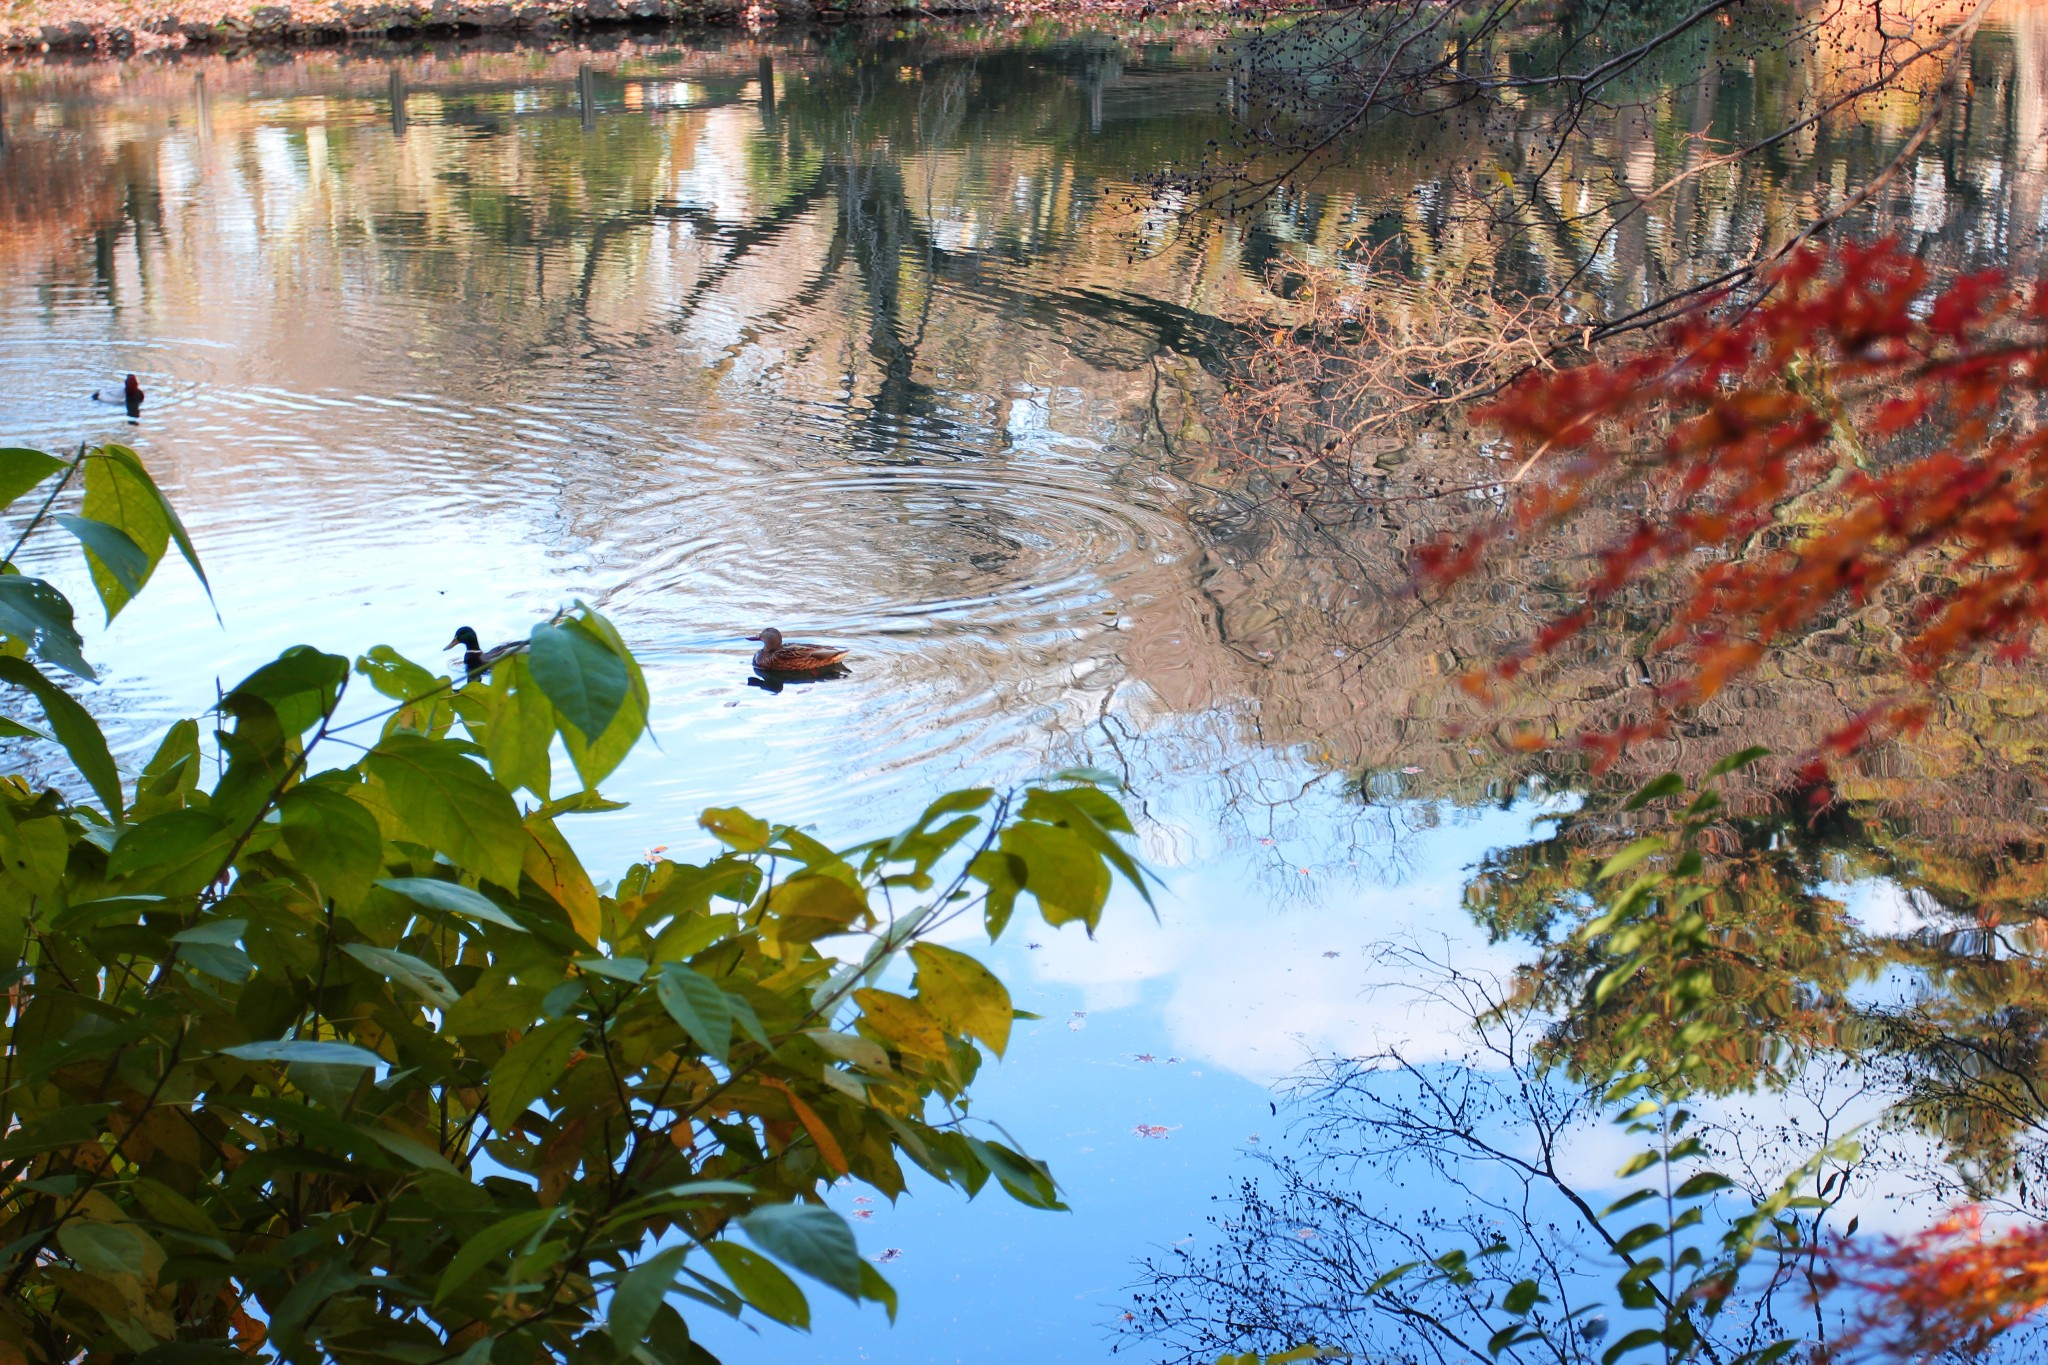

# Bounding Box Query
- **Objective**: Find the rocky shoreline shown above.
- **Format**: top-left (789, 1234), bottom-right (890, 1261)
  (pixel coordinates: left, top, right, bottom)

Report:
top-left (2, 0), bottom-right (1082, 55)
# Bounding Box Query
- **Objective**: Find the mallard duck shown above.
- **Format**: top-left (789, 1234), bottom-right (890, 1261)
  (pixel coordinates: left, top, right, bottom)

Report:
top-left (747, 627), bottom-right (849, 673)
top-left (92, 374), bottom-right (144, 417)
top-left (446, 626), bottom-right (527, 676)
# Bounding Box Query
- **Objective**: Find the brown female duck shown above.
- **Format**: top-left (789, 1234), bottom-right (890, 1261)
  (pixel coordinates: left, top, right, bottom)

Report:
top-left (747, 627), bottom-right (849, 674)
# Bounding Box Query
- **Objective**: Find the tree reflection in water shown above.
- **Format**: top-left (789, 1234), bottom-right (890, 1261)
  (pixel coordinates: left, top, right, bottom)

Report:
top-left (1122, 780), bottom-right (2048, 1362)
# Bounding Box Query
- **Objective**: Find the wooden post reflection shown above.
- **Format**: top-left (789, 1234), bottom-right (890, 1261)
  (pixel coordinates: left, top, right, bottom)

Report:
top-left (388, 68), bottom-right (407, 137)
top-left (579, 64), bottom-right (596, 131)
top-left (759, 56), bottom-right (775, 121)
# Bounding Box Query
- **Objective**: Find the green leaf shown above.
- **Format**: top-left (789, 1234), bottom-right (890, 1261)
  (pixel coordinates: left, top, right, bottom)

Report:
top-left (708, 1241), bottom-right (810, 1328)
top-left (1001, 822), bottom-right (1110, 931)
top-left (220, 1040), bottom-right (385, 1069)
top-left (969, 849), bottom-right (1023, 938)
top-left (132, 718), bottom-right (200, 820)
top-left (1603, 1328), bottom-right (1667, 1364)
top-left (909, 942), bottom-right (1012, 1056)
top-left (0, 656), bottom-right (120, 815)
top-left (610, 1245), bottom-right (690, 1344)
top-left (1502, 1278), bottom-right (1540, 1314)
top-left (92, 445), bottom-right (210, 606)
top-left (555, 608), bottom-right (648, 788)
top-left (0, 576), bottom-right (94, 680)
top-left (1673, 1172), bottom-right (1737, 1199)
top-left (484, 654), bottom-right (554, 800)
top-left (365, 734), bottom-right (525, 888)
top-left (858, 1260), bottom-right (898, 1322)
top-left (56, 1220), bottom-right (155, 1277)
top-left (54, 515), bottom-right (150, 622)
top-left (966, 1136), bottom-right (1065, 1210)
top-left (657, 964), bottom-right (733, 1064)
top-left (1597, 836), bottom-right (1666, 883)
top-left (489, 1017), bottom-right (583, 1128)
top-left (700, 806), bottom-right (769, 852)
top-left (342, 944), bottom-right (458, 1008)
top-left (738, 1204), bottom-right (864, 1302)
top-left (766, 874), bottom-right (869, 944)
top-left (107, 809), bottom-right (233, 895)
top-left (1707, 745), bottom-right (1771, 777)
top-left (528, 618), bottom-right (629, 744)
top-left (376, 877), bottom-right (525, 931)
top-left (358, 1126), bottom-right (460, 1176)
top-left (0, 716), bottom-right (50, 742)
top-left (1363, 1260), bottom-right (1421, 1294)
top-left (230, 646), bottom-right (349, 735)
top-left (279, 782), bottom-right (382, 905)
top-left (1623, 772), bottom-right (1684, 811)
top-left (434, 1208), bottom-right (558, 1305)
top-left (356, 645), bottom-right (444, 703)
top-left (0, 447), bottom-right (65, 510)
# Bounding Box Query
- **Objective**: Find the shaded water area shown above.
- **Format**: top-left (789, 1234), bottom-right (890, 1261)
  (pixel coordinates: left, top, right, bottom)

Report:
top-left (10, 8), bottom-right (2048, 1360)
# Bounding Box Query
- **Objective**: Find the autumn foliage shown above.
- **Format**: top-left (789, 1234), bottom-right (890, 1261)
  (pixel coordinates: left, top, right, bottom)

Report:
top-left (1813, 1205), bottom-right (2048, 1360)
top-left (1420, 241), bottom-right (2048, 771)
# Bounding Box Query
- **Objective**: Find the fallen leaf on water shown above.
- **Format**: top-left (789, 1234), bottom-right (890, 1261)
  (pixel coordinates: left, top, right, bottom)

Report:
top-left (853, 1210), bottom-right (874, 1220)
top-left (1401, 765), bottom-right (1423, 774)
top-left (853, 1196), bottom-right (873, 1206)
top-left (1133, 1124), bottom-right (1172, 1139)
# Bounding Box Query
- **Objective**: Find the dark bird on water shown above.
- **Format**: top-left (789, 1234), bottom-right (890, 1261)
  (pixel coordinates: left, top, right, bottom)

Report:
top-left (747, 627), bottom-right (850, 674)
top-left (446, 626), bottom-right (528, 676)
top-left (92, 374), bottom-right (145, 418)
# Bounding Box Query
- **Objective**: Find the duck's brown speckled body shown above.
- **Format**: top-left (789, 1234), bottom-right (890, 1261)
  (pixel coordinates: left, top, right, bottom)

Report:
top-left (748, 627), bottom-right (849, 673)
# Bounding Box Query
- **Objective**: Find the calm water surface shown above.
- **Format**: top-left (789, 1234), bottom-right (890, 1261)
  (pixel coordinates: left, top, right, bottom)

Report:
top-left (6, 15), bottom-right (2048, 1360)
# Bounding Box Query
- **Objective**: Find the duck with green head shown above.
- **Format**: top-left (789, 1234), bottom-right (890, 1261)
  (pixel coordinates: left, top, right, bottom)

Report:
top-left (446, 626), bottom-right (527, 677)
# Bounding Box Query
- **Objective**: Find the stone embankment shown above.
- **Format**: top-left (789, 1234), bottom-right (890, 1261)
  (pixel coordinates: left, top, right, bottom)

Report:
top-left (2, 0), bottom-right (1026, 54)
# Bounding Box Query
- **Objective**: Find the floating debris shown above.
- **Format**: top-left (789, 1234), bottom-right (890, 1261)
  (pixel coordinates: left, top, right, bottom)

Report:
top-left (853, 1196), bottom-right (873, 1206)
top-left (1247, 1133), bottom-right (1261, 1144)
top-left (874, 1248), bottom-right (904, 1264)
top-left (1322, 950), bottom-right (1341, 959)
top-left (852, 1209), bottom-right (873, 1220)
top-left (1068, 1011), bottom-right (1088, 1031)
top-left (1027, 941), bottom-right (1043, 950)
top-left (1401, 766), bottom-right (1423, 775)
top-left (1165, 1057), bottom-right (1181, 1065)
top-left (1133, 1124), bottom-right (1172, 1139)
top-left (1135, 1053), bottom-right (1157, 1063)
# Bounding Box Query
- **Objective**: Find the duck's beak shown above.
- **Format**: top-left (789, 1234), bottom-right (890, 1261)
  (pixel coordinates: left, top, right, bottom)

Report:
top-left (744, 634), bottom-right (763, 642)
top-left (443, 637), bottom-right (463, 650)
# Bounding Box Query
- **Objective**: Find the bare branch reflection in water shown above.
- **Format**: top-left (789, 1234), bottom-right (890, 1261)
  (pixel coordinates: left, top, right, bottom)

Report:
top-left (1116, 946), bottom-right (2048, 1365)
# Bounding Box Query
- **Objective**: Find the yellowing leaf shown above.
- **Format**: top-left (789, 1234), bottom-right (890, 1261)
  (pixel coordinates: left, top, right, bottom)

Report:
top-left (700, 806), bottom-right (770, 852)
top-left (853, 989), bottom-right (948, 1061)
top-left (523, 815), bottom-right (599, 945)
top-left (761, 1077), bottom-right (849, 1176)
top-left (766, 874), bottom-right (868, 944)
top-left (909, 943), bottom-right (1012, 1057)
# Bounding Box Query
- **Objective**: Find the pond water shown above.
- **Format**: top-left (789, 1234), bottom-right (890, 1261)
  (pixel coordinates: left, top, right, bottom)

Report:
top-left (6, 11), bottom-right (2048, 1361)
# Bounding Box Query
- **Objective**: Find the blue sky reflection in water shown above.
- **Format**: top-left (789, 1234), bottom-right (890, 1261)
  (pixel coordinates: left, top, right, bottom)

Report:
top-left (4, 16), bottom-right (2047, 1360)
